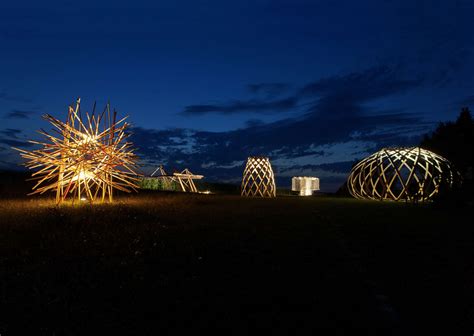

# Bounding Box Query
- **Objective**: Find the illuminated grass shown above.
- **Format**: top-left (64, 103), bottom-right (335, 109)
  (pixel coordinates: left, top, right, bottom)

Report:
top-left (0, 193), bottom-right (472, 334)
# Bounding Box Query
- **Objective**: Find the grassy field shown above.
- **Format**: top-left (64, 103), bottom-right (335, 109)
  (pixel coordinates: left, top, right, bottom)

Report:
top-left (0, 182), bottom-right (473, 334)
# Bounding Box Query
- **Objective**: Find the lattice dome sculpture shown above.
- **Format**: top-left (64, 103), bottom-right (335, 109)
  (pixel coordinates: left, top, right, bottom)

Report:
top-left (347, 147), bottom-right (459, 202)
top-left (292, 176), bottom-right (320, 196)
top-left (15, 98), bottom-right (140, 204)
top-left (241, 156), bottom-right (276, 197)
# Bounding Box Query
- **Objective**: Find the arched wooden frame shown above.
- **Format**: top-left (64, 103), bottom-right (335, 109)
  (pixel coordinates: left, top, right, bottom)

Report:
top-left (241, 156), bottom-right (276, 197)
top-left (173, 168), bottom-right (203, 193)
top-left (347, 147), bottom-right (458, 202)
top-left (149, 165), bottom-right (203, 193)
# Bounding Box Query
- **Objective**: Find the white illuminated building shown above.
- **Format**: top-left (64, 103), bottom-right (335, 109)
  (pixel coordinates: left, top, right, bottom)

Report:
top-left (291, 176), bottom-right (320, 196)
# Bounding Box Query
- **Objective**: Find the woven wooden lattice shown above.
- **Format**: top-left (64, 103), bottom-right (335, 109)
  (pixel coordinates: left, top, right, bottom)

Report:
top-left (347, 147), bottom-right (458, 202)
top-left (241, 156), bottom-right (276, 197)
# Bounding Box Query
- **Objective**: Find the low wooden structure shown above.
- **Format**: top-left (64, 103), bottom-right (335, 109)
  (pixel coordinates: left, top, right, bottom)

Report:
top-left (347, 147), bottom-right (459, 202)
top-left (173, 168), bottom-right (203, 193)
top-left (292, 176), bottom-right (320, 196)
top-left (147, 165), bottom-right (203, 193)
top-left (150, 165), bottom-right (174, 190)
top-left (241, 156), bottom-right (276, 197)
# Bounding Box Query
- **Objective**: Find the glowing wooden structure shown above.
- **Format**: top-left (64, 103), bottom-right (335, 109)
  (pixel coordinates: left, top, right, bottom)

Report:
top-left (146, 165), bottom-right (203, 193)
top-left (292, 176), bottom-right (320, 196)
top-left (15, 98), bottom-right (139, 204)
top-left (347, 147), bottom-right (458, 202)
top-left (241, 156), bottom-right (276, 197)
top-left (173, 168), bottom-right (203, 193)
top-left (150, 165), bottom-right (174, 190)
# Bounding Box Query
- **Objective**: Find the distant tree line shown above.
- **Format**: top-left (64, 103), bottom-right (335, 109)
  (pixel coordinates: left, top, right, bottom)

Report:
top-left (420, 107), bottom-right (473, 181)
top-left (139, 177), bottom-right (179, 191)
top-left (420, 107), bottom-right (473, 204)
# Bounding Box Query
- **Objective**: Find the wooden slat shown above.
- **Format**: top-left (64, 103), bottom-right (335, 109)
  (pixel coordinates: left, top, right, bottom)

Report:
top-left (13, 98), bottom-right (141, 204)
top-left (347, 147), bottom-right (458, 202)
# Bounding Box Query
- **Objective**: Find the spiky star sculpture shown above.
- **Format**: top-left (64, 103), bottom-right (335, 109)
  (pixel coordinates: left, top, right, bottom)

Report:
top-left (15, 98), bottom-right (140, 204)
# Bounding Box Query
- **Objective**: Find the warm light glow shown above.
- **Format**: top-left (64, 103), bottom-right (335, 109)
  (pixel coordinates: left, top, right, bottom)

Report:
top-left (292, 176), bottom-right (320, 196)
top-left (15, 98), bottom-right (140, 204)
top-left (70, 171), bottom-right (96, 182)
top-left (241, 156), bottom-right (276, 197)
top-left (347, 147), bottom-right (459, 202)
top-left (143, 165), bottom-right (204, 193)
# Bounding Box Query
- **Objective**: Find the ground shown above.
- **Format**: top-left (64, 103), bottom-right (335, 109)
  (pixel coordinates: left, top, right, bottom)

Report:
top-left (0, 185), bottom-right (473, 334)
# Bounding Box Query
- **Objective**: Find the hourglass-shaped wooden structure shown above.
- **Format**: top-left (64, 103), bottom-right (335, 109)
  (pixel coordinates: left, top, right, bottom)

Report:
top-left (241, 156), bottom-right (276, 197)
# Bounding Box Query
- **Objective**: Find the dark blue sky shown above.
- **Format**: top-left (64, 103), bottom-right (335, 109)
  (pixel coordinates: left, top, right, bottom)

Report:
top-left (1, 0), bottom-right (473, 191)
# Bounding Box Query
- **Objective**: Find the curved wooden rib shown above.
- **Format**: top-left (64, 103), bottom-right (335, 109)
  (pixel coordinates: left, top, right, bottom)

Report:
top-left (347, 147), bottom-right (458, 202)
top-left (241, 156), bottom-right (276, 197)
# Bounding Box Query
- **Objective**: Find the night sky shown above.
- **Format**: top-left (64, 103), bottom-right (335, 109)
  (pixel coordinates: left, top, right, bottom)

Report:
top-left (1, 0), bottom-right (473, 191)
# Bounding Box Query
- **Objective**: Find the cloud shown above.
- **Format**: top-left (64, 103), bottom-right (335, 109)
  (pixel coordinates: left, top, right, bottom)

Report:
top-left (0, 91), bottom-right (33, 103)
top-left (4, 109), bottom-right (36, 119)
top-left (279, 161), bottom-right (356, 174)
top-left (244, 119), bottom-right (265, 128)
top-left (0, 138), bottom-right (33, 148)
top-left (182, 97), bottom-right (298, 115)
top-left (0, 129), bottom-right (33, 169)
top-left (247, 82), bottom-right (291, 97)
top-left (299, 65), bottom-right (421, 99)
top-left (132, 65), bottom-right (429, 191)
top-left (182, 65), bottom-right (422, 118)
top-left (458, 95), bottom-right (474, 108)
top-left (0, 128), bottom-right (22, 138)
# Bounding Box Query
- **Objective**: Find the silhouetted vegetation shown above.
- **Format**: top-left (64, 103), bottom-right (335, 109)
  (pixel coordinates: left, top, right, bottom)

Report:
top-left (420, 107), bottom-right (474, 204)
top-left (139, 176), bottom-right (179, 191)
top-left (421, 107), bottom-right (473, 177)
top-left (335, 180), bottom-right (351, 197)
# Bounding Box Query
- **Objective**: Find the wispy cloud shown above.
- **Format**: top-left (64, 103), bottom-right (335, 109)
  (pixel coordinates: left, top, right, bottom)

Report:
top-left (3, 109), bottom-right (36, 119)
top-left (182, 97), bottom-right (298, 115)
top-left (247, 82), bottom-right (291, 98)
top-left (0, 138), bottom-right (33, 148)
top-left (134, 65), bottom-right (431, 191)
top-left (0, 128), bottom-right (22, 138)
top-left (301, 66), bottom-right (420, 97)
top-left (0, 91), bottom-right (33, 103)
top-left (458, 95), bottom-right (474, 108)
top-left (244, 119), bottom-right (265, 128)
top-left (182, 65), bottom-right (422, 118)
